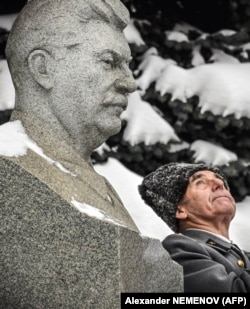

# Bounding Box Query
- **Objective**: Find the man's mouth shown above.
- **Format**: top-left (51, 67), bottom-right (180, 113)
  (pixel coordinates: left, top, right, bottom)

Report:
top-left (213, 194), bottom-right (233, 203)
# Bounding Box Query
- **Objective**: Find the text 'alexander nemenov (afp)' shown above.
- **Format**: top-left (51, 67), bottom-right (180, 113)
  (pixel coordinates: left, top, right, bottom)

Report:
top-left (121, 293), bottom-right (248, 307)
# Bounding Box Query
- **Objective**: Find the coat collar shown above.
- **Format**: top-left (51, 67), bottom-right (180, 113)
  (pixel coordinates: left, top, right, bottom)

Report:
top-left (182, 229), bottom-right (232, 250)
top-left (181, 229), bottom-right (250, 269)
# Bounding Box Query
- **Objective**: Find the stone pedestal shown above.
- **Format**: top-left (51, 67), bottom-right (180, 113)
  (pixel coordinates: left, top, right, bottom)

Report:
top-left (0, 157), bottom-right (183, 308)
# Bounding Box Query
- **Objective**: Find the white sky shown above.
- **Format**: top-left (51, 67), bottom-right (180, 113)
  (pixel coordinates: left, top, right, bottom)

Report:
top-left (0, 15), bottom-right (250, 250)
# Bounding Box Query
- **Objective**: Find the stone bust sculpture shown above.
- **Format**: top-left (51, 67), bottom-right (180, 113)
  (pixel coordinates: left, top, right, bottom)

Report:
top-left (0, 0), bottom-right (183, 307)
top-left (3, 0), bottom-right (138, 229)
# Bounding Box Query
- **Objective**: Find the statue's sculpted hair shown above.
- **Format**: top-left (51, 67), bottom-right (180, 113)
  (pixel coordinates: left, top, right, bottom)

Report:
top-left (6, 0), bottom-right (130, 88)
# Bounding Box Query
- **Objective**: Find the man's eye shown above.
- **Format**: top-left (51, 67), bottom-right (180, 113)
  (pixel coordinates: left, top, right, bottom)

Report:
top-left (196, 180), bottom-right (205, 186)
top-left (194, 180), bottom-right (209, 190)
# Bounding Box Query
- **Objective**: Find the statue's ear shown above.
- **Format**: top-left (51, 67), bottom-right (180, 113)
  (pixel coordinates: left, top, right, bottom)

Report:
top-left (28, 49), bottom-right (53, 90)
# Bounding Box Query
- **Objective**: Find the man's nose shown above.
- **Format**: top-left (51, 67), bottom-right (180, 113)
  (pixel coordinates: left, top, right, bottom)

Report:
top-left (211, 177), bottom-right (225, 190)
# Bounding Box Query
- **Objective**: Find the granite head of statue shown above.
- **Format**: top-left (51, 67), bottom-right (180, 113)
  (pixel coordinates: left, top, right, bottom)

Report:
top-left (5, 0), bottom-right (137, 162)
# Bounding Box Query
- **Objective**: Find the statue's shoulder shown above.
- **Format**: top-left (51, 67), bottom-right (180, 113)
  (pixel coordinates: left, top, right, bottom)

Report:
top-left (0, 155), bottom-right (25, 178)
top-left (0, 154), bottom-right (41, 188)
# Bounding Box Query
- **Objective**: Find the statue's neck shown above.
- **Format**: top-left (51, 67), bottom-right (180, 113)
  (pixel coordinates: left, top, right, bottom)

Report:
top-left (10, 110), bottom-right (93, 165)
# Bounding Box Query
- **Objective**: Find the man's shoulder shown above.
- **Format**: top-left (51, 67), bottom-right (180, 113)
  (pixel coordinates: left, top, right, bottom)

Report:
top-left (162, 229), bottom-right (232, 256)
top-left (161, 232), bottom-right (209, 259)
top-left (162, 232), bottom-right (197, 248)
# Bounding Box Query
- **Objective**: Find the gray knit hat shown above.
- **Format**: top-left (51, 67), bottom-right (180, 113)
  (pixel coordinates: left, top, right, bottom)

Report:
top-left (138, 162), bottom-right (229, 233)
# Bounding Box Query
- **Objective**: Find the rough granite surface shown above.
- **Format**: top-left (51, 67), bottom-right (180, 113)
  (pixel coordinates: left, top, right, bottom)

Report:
top-left (0, 157), bottom-right (183, 308)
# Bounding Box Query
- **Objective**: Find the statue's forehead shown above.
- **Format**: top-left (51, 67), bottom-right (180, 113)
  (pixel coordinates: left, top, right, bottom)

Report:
top-left (18, 13), bottom-right (126, 46)
top-left (17, 0), bottom-right (129, 33)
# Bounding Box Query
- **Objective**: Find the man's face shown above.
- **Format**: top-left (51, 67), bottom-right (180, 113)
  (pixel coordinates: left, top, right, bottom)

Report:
top-left (179, 170), bottom-right (236, 223)
top-left (49, 20), bottom-right (137, 150)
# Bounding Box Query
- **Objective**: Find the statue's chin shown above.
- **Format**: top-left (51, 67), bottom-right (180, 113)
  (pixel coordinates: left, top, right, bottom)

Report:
top-left (105, 118), bottom-right (122, 136)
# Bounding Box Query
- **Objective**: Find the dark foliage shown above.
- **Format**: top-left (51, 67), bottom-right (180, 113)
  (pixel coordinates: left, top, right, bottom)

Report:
top-left (0, 0), bottom-right (27, 14)
top-left (122, 0), bottom-right (250, 33)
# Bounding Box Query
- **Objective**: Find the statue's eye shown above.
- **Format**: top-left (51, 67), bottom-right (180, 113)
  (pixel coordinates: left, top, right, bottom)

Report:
top-left (102, 58), bottom-right (115, 69)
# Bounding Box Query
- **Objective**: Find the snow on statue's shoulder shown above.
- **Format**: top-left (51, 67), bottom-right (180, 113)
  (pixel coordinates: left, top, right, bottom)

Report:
top-left (0, 120), bottom-right (75, 176)
top-left (0, 120), bottom-right (30, 157)
top-left (71, 197), bottom-right (127, 227)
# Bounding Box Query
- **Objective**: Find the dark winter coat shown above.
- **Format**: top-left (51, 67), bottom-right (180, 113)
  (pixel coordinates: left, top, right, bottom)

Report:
top-left (162, 229), bottom-right (250, 293)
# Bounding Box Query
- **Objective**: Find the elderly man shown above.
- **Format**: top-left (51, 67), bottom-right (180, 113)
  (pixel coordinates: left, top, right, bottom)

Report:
top-left (139, 162), bottom-right (250, 292)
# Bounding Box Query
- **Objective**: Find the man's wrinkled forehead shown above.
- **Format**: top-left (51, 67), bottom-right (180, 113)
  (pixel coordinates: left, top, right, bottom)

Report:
top-left (189, 170), bottom-right (225, 183)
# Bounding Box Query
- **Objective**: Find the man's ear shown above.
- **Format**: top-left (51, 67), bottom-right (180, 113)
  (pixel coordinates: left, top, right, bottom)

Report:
top-left (28, 49), bottom-right (53, 90)
top-left (175, 206), bottom-right (188, 220)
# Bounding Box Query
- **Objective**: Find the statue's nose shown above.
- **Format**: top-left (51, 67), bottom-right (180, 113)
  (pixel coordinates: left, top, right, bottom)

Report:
top-left (114, 75), bottom-right (137, 94)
